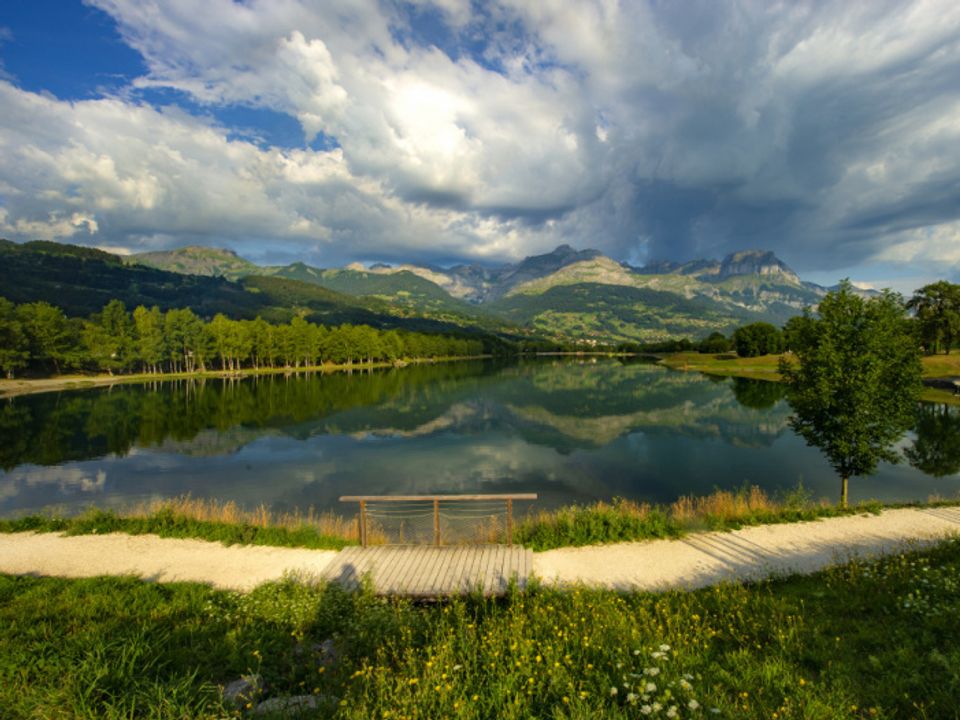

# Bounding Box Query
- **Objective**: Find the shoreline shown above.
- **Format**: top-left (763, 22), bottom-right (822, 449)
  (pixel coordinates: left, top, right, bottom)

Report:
top-left (658, 350), bottom-right (960, 405)
top-left (1, 505), bottom-right (958, 592)
top-left (0, 354), bottom-right (493, 400)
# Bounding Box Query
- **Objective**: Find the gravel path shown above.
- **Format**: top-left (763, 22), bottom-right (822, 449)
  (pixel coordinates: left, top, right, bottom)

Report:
top-left (1, 507), bottom-right (958, 592)
top-left (534, 506), bottom-right (960, 590)
top-left (0, 532), bottom-right (338, 591)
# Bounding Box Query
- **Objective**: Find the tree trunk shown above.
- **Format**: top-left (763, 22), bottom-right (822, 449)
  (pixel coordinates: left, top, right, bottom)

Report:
top-left (840, 476), bottom-right (848, 508)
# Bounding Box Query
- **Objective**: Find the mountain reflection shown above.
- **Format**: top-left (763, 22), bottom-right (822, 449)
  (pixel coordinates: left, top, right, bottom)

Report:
top-left (1, 359), bottom-right (956, 515)
top-left (0, 360), bottom-right (791, 469)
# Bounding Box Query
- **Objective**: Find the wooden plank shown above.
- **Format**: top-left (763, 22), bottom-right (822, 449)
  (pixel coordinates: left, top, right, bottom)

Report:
top-left (383, 546), bottom-right (425, 594)
top-left (472, 547), bottom-right (494, 594)
top-left (370, 547), bottom-right (400, 593)
top-left (416, 548), bottom-right (449, 597)
top-left (443, 546), bottom-right (470, 595)
top-left (453, 546), bottom-right (477, 593)
top-left (322, 545), bottom-right (532, 597)
top-left (456, 547), bottom-right (480, 593)
top-left (437, 547), bottom-right (465, 595)
top-left (417, 547), bottom-right (447, 595)
top-left (495, 545), bottom-right (510, 593)
top-left (397, 545), bottom-right (434, 595)
top-left (349, 545), bottom-right (382, 583)
top-left (322, 546), bottom-right (365, 589)
top-left (340, 494), bottom-right (537, 502)
top-left (498, 546), bottom-right (512, 593)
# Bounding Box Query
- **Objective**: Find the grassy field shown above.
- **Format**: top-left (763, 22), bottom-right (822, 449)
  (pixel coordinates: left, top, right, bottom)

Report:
top-left (659, 352), bottom-right (960, 405)
top-left (3, 537), bottom-right (960, 718)
top-left (2, 487), bottom-right (925, 552)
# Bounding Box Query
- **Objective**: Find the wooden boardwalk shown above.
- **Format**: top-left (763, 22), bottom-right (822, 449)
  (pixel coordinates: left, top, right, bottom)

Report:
top-left (320, 545), bottom-right (533, 597)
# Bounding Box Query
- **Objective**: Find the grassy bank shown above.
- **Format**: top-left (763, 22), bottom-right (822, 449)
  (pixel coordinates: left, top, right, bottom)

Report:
top-left (3, 537), bottom-right (960, 718)
top-left (514, 487), bottom-right (887, 551)
top-left (0, 497), bottom-right (359, 551)
top-left (8, 488), bottom-right (958, 552)
top-left (659, 352), bottom-right (960, 405)
top-left (0, 354), bottom-right (490, 400)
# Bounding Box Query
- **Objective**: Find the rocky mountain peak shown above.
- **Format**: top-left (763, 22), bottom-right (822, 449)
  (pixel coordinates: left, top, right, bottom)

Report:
top-left (717, 250), bottom-right (799, 283)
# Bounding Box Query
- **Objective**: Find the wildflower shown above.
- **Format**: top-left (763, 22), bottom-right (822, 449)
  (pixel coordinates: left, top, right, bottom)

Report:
top-left (666, 707), bottom-right (678, 718)
top-left (679, 678), bottom-right (692, 690)
top-left (627, 693), bottom-right (638, 703)
top-left (689, 699), bottom-right (700, 710)
top-left (645, 682), bottom-right (657, 693)
top-left (659, 644), bottom-right (671, 652)
top-left (640, 705), bottom-right (652, 716)
top-left (644, 667), bottom-right (661, 676)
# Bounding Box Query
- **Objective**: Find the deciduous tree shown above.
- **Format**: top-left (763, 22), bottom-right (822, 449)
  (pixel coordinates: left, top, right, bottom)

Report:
top-left (781, 282), bottom-right (921, 507)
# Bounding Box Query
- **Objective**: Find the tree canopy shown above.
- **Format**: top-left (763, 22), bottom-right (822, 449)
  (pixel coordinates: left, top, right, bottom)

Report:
top-left (0, 296), bottom-right (486, 378)
top-left (733, 322), bottom-right (784, 358)
top-left (908, 280), bottom-right (960, 354)
top-left (781, 282), bottom-right (922, 506)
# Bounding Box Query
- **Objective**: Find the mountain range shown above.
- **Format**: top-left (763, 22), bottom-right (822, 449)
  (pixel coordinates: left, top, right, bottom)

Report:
top-left (127, 244), bottom-right (851, 343)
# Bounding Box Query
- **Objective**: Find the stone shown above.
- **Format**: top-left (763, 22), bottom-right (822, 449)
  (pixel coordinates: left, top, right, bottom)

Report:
top-left (222, 674), bottom-right (263, 706)
top-left (253, 694), bottom-right (338, 717)
top-left (316, 638), bottom-right (339, 667)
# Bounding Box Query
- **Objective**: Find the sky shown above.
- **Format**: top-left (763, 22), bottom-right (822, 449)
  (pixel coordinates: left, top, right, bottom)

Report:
top-left (1, 0), bottom-right (959, 293)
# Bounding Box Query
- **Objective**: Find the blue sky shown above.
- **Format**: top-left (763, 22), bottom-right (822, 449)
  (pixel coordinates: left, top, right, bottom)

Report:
top-left (1, 0), bottom-right (959, 293)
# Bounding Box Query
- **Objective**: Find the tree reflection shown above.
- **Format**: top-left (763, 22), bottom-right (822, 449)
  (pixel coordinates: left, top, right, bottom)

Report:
top-left (730, 377), bottom-right (786, 410)
top-left (906, 404), bottom-right (960, 477)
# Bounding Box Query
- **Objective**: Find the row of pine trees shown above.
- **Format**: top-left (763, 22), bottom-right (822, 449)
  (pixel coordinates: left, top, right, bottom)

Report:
top-left (0, 297), bottom-right (485, 378)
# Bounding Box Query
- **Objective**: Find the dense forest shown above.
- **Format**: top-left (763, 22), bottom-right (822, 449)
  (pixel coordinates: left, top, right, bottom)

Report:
top-left (0, 296), bottom-right (485, 378)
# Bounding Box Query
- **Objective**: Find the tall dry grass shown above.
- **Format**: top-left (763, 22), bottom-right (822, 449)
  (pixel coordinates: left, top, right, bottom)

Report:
top-left (127, 495), bottom-right (359, 539)
top-left (516, 485), bottom-right (863, 550)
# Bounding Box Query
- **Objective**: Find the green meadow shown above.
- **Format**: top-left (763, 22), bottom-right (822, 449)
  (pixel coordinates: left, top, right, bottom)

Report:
top-left (3, 537), bottom-right (960, 718)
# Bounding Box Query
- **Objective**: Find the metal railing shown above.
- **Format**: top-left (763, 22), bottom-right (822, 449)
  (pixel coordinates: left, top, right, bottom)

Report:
top-left (340, 493), bottom-right (537, 547)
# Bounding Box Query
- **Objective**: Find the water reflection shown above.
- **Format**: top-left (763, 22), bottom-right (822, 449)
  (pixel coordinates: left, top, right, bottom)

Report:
top-left (1, 359), bottom-right (957, 515)
top-left (906, 404), bottom-right (960, 478)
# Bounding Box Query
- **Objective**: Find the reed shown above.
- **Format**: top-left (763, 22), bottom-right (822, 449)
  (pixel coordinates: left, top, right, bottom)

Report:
top-left (515, 484), bottom-right (878, 550)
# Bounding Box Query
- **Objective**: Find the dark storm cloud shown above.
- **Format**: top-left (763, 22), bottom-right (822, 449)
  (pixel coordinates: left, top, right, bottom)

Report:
top-left (1, 0), bottom-right (959, 279)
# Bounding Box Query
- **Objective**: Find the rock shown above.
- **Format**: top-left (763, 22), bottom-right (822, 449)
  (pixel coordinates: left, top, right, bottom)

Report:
top-left (293, 638), bottom-right (340, 667)
top-left (253, 694), bottom-right (338, 716)
top-left (222, 674), bottom-right (263, 706)
top-left (316, 638), bottom-right (339, 667)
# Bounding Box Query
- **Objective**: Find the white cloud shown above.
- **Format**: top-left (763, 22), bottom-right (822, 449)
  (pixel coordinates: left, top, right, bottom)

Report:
top-left (0, 0), bottom-right (957, 274)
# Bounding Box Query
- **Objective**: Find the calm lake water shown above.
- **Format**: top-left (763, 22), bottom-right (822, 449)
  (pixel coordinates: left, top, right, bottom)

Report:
top-left (2, 358), bottom-right (959, 517)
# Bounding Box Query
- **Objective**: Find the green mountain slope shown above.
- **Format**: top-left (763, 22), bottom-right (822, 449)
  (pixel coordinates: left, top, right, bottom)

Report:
top-left (0, 241), bottom-right (508, 343)
top-left (121, 241), bottom-right (834, 343)
top-left (489, 283), bottom-right (759, 343)
top-left (126, 246), bottom-right (258, 279)
top-left (0, 240), bottom-right (265, 318)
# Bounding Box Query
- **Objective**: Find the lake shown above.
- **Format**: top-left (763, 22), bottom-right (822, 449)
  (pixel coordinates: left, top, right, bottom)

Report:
top-left (2, 358), bottom-right (958, 517)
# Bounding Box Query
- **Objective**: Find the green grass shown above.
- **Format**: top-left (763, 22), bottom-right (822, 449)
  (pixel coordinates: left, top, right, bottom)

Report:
top-left (8, 488), bottom-right (959, 553)
top-left (0, 508), bottom-right (355, 551)
top-left (658, 352), bottom-right (785, 380)
top-left (514, 487), bottom-right (886, 551)
top-left (3, 538), bottom-right (960, 718)
top-left (660, 351), bottom-right (960, 384)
